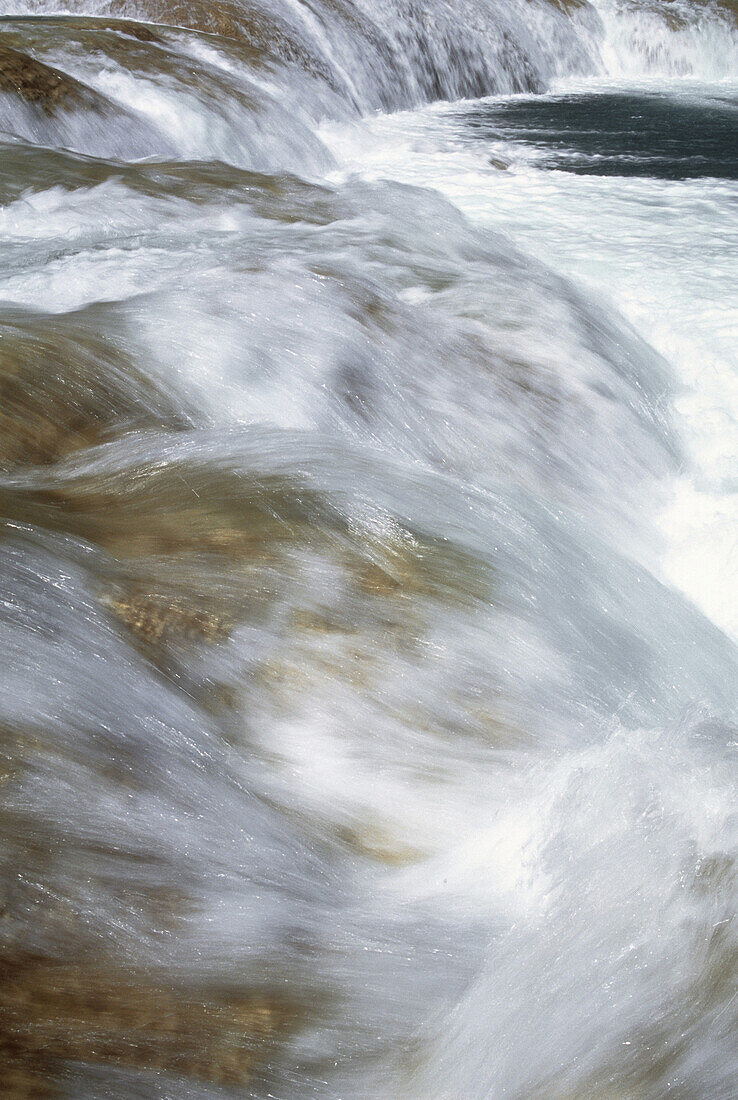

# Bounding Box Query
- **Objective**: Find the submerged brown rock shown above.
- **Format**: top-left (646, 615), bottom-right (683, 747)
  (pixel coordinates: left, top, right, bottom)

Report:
top-left (0, 952), bottom-right (286, 1092)
top-left (0, 312), bottom-right (190, 472)
top-left (104, 0), bottom-right (337, 84)
top-left (527, 0), bottom-right (590, 15)
top-left (103, 586), bottom-right (234, 647)
top-left (0, 44), bottom-right (92, 114)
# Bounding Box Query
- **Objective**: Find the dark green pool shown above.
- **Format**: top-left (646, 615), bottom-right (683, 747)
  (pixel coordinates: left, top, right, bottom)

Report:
top-left (460, 92), bottom-right (738, 179)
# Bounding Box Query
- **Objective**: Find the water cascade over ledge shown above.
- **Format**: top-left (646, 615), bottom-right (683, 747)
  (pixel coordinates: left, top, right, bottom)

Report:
top-left (0, 0), bottom-right (736, 1096)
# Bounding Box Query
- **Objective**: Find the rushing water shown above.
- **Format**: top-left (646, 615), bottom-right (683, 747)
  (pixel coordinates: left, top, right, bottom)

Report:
top-left (0, 1), bottom-right (736, 1097)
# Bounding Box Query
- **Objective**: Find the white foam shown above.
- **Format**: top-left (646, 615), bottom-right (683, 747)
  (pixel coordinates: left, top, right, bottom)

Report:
top-left (590, 0), bottom-right (738, 81)
top-left (320, 83), bottom-right (738, 639)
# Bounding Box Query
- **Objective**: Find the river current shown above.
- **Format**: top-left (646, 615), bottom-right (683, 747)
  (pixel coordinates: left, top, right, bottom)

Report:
top-left (0, 1), bottom-right (736, 1097)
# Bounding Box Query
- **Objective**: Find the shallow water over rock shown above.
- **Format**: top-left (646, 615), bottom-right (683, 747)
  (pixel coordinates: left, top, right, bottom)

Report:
top-left (0, 2), bottom-right (736, 1097)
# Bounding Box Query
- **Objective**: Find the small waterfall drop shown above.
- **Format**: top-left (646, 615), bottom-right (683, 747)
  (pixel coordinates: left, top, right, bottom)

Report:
top-left (0, 1), bottom-right (736, 1097)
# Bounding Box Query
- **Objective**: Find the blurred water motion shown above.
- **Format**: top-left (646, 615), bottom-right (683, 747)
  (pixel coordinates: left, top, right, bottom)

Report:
top-left (0, 1), bottom-right (736, 1096)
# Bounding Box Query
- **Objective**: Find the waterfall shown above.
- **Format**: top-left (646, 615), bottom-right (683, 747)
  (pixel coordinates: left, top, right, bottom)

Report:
top-left (0, 1), bottom-right (736, 1096)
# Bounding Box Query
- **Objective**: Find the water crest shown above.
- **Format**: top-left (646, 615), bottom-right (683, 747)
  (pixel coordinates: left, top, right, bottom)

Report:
top-left (0, 1), bottom-right (736, 1096)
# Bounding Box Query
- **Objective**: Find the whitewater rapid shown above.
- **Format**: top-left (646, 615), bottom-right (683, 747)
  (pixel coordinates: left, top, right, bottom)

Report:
top-left (0, 1), bottom-right (736, 1097)
top-left (320, 74), bottom-right (738, 639)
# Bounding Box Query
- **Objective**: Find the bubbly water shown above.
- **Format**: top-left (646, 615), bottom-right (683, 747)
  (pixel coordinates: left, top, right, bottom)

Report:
top-left (0, 1), bottom-right (736, 1097)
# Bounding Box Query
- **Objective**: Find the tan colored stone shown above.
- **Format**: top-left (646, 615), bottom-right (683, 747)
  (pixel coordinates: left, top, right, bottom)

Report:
top-left (103, 588), bottom-right (233, 647)
top-left (0, 953), bottom-right (286, 1088)
top-left (0, 318), bottom-right (187, 472)
top-left (0, 44), bottom-right (90, 114)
